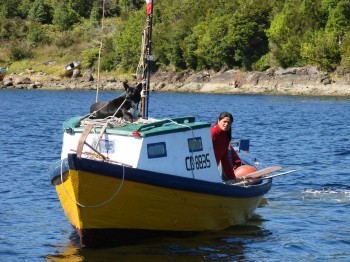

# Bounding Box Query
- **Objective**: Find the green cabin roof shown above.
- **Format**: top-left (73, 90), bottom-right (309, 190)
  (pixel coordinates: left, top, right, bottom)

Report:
top-left (63, 116), bottom-right (211, 138)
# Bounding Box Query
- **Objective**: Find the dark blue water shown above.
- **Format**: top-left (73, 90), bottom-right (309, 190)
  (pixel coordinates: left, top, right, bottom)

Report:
top-left (1, 89), bottom-right (349, 261)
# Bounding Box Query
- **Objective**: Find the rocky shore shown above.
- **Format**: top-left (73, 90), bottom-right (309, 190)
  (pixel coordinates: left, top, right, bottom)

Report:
top-left (1, 66), bottom-right (350, 96)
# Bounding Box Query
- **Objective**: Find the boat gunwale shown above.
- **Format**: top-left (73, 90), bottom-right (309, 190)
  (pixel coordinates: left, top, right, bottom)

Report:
top-left (51, 154), bottom-right (272, 199)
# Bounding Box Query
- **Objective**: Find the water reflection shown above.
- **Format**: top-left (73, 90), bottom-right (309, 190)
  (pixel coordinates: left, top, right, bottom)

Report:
top-left (46, 215), bottom-right (270, 261)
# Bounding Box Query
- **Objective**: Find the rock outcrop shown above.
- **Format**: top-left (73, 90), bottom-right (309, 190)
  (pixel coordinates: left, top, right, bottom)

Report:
top-left (151, 66), bottom-right (350, 96)
top-left (1, 66), bottom-right (350, 96)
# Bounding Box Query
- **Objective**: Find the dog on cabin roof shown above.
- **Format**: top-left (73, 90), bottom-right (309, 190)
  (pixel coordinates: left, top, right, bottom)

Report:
top-left (90, 81), bottom-right (142, 122)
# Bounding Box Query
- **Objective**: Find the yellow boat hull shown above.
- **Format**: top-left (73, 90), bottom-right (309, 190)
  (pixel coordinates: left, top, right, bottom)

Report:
top-left (52, 154), bottom-right (271, 247)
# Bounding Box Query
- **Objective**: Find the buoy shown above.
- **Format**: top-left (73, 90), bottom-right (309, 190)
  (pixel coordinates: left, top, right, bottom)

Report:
top-left (234, 165), bottom-right (257, 178)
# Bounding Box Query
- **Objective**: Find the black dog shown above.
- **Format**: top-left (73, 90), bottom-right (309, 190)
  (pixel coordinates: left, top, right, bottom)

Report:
top-left (90, 81), bottom-right (142, 122)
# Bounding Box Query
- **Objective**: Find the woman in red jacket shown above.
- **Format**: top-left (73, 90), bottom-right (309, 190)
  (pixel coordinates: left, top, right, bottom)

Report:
top-left (210, 112), bottom-right (241, 180)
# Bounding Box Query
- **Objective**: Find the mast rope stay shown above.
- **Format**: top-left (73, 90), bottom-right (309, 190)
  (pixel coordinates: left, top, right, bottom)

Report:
top-left (93, 99), bottom-right (127, 150)
top-left (95, 0), bottom-right (106, 103)
top-left (136, 27), bottom-right (147, 80)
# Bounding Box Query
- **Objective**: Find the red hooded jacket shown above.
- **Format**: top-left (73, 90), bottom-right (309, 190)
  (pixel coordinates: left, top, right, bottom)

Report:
top-left (210, 124), bottom-right (241, 180)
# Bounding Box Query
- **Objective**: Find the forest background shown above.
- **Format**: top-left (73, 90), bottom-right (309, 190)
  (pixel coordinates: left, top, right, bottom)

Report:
top-left (0, 0), bottom-right (349, 81)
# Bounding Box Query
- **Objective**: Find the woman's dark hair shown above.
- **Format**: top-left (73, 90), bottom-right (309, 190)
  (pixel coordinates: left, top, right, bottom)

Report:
top-left (217, 112), bottom-right (234, 140)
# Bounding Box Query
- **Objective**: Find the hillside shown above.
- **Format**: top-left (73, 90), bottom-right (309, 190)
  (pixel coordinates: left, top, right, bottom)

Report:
top-left (1, 0), bottom-right (350, 95)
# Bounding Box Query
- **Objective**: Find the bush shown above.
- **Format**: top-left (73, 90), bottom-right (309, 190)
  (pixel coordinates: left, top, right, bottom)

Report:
top-left (9, 41), bottom-right (33, 61)
top-left (0, 18), bottom-right (29, 40)
top-left (54, 31), bottom-right (76, 48)
top-left (252, 54), bottom-right (270, 71)
top-left (100, 54), bottom-right (118, 71)
top-left (81, 47), bottom-right (99, 68)
top-left (27, 23), bottom-right (51, 45)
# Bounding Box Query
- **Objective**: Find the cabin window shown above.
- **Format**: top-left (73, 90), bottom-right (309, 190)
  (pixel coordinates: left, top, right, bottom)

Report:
top-left (147, 142), bottom-right (167, 158)
top-left (188, 137), bottom-right (203, 152)
top-left (93, 140), bottom-right (115, 154)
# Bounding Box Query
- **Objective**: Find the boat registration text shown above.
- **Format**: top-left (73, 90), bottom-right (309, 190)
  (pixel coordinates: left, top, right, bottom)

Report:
top-left (185, 153), bottom-right (211, 171)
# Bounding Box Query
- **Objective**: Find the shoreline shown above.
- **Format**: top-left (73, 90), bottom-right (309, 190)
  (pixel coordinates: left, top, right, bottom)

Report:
top-left (1, 66), bottom-right (350, 97)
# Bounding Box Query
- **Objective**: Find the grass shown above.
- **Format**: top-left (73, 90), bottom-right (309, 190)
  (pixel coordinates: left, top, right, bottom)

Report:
top-left (1, 43), bottom-right (125, 82)
top-left (0, 17), bottom-right (132, 82)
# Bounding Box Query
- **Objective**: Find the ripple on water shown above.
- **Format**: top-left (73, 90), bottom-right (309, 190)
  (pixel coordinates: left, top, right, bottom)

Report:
top-left (1, 90), bottom-right (350, 261)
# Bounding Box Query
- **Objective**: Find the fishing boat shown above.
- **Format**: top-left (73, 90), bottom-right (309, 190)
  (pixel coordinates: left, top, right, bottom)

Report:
top-left (62, 61), bottom-right (81, 77)
top-left (0, 66), bottom-right (8, 81)
top-left (50, 1), bottom-right (288, 248)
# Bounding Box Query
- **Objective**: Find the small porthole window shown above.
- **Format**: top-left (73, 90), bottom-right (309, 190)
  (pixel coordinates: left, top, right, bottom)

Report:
top-left (188, 137), bottom-right (203, 152)
top-left (147, 142), bottom-right (167, 158)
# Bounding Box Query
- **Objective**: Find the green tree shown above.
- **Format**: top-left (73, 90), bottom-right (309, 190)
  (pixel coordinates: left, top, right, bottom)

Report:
top-left (228, 1), bottom-right (271, 69)
top-left (0, 0), bottom-right (21, 19)
top-left (114, 10), bottom-right (144, 71)
top-left (28, 0), bottom-right (53, 24)
top-left (153, 0), bottom-right (221, 69)
top-left (2, 0), bottom-right (349, 74)
top-left (267, 0), bottom-right (307, 67)
top-left (52, 2), bottom-right (81, 31)
top-left (321, 0), bottom-right (339, 13)
top-left (340, 30), bottom-right (350, 69)
top-left (153, 18), bottom-right (192, 69)
top-left (182, 1), bottom-right (270, 70)
top-left (101, 0), bottom-right (122, 17)
top-left (18, 0), bottom-right (35, 19)
top-left (70, 0), bottom-right (95, 18)
top-left (100, 37), bottom-right (118, 71)
top-left (325, 0), bottom-right (350, 40)
top-left (299, 0), bottom-right (324, 30)
top-left (119, 0), bottom-right (145, 12)
top-left (90, 1), bottom-right (102, 26)
top-left (193, 14), bottom-right (232, 70)
top-left (301, 30), bottom-right (341, 70)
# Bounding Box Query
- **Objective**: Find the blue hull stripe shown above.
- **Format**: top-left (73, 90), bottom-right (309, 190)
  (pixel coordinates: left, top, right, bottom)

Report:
top-left (51, 154), bottom-right (272, 198)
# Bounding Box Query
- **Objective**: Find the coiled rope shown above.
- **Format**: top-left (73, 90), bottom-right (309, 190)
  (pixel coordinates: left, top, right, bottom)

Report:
top-left (60, 158), bottom-right (125, 208)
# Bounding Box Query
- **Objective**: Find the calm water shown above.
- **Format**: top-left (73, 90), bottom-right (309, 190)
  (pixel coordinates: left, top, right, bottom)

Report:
top-left (0, 89), bottom-right (349, 261)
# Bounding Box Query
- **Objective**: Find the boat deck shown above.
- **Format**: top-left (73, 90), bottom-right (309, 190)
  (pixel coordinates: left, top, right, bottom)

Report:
top-left (63, 115), bottom-right (211, 137)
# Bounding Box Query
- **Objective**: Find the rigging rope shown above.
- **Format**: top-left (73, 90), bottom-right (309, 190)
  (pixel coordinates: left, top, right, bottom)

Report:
top-left (136, 27), bottom-right (147, 79)
top-left (95, 0), bottom-right (106, 103)
top-left (91, 99), bottom-right (127, 150)
top-left (60, 158), bottom-right (125, 208)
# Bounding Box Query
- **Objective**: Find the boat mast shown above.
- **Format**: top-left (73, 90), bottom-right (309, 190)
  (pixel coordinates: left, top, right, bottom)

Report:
top-left (140, 0), bottom-right (154, 119)
top-left (95, 0), bottom-right (106, 103)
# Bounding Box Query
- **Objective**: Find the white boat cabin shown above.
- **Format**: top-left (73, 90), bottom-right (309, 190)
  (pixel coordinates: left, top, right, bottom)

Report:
top-left (61, 116), bottom-right (233, 183)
